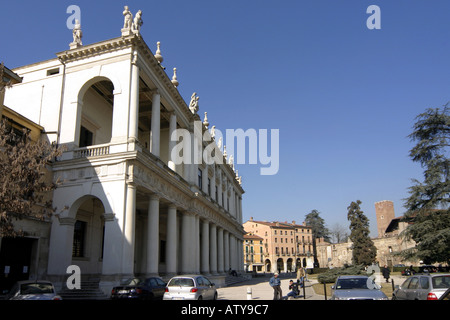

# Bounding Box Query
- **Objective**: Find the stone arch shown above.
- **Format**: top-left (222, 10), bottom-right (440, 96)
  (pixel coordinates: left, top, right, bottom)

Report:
top-left (70, 195), bottom-right (107, 276)
top-left (75, 76), bottom-right (116, 148)
top-left (265, 259), bottom-right (271, 273)
top-left (276, 258), bottom-right (284, 273)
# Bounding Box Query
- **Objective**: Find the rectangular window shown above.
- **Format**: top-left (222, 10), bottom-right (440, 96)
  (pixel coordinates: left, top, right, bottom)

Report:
top-left (73, 220), bottom-right (87, 257)
top-left (198, 169), bottom-right (203, 189)
top-left (208, 178), bottom-right (211, 196)
top-left (46, 68), bottom-right (60, 76)
top-left (79, 126), bottom-right (93, 147)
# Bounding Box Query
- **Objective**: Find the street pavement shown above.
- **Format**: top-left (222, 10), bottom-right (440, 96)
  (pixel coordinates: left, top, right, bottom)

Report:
top-left (217, 274), bottom-right (322, 300)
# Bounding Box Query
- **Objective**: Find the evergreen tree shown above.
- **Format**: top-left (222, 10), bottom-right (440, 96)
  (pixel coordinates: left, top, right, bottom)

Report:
top-left (400, 105), bottom-right (450, 265)
top-left (305, 209), bottom-right (330, 267)
top-left (347, 200), bottom-right (377, 265)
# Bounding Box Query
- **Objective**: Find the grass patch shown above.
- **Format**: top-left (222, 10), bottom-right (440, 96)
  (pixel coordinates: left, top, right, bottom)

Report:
top-left (312, 281), bottom-right (394, 298)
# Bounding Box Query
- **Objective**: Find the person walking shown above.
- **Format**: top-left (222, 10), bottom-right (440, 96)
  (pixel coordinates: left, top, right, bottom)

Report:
top-left (297, 267), bottom-right (305, 288)
top-left (382, 265), bottom-right (391, 283)
top-left (269, 272), bottom-right (282, 300)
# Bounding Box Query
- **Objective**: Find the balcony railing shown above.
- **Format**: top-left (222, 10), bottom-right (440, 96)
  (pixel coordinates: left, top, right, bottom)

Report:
top-left (74, 144), bottom-right (110, 158)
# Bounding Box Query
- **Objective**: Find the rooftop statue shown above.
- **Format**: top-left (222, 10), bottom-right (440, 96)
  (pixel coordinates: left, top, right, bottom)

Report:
top-left (122, 6), bottom-right (143, 36)
top-left (123, 6), bottom-right (132, 30)
top-left (189, 92), bottom-right (199, 114)
top-left (132, 10), bottom-right (143, 34)
top-left (70, 19), bottom-right (82, 49)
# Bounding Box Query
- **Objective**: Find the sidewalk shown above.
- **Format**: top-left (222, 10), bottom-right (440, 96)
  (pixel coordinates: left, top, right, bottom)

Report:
top-left (217, 275), bottom-right (322, 300)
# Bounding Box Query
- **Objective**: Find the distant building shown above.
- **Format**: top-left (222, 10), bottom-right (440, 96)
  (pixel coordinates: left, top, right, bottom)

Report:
top-left (243, 232), bottom-right (264, 273)
top-left (243, 217), bottom-right (313, 273)
top-left (317, 201), bottom-right (418, 268)
top-left (375, 200), bottom-right (396, 238)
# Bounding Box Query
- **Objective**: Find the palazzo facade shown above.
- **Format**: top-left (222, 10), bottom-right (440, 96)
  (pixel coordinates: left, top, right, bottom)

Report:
top-left (4, 7), bottom-right (245, 293)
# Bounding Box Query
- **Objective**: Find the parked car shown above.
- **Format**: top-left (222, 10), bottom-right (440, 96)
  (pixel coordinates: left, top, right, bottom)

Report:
top-left (7, 280), bottom-right (62, 300)
top-left (439, 288), bottom-right (450, 300)
top-left (392, 273), bottom-right (450, 300)
top-left (163, 275), bottom-right (217, 300)
top-left (111, 277), bottom-right (166, 300)
top-left (330, 275), bottom-right (388, 300)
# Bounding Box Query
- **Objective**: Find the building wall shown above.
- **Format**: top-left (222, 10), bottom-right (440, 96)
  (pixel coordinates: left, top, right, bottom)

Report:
top-left (375, 200), bottom-right (396, 238)
top-left (4, 32), bottom-right (246, 294)
top-left (243, 219), bottom-right (313, 273)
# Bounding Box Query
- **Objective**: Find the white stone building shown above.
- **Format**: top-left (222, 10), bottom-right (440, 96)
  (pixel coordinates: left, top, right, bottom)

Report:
top-left (4, 7), bottom-right (245, 293)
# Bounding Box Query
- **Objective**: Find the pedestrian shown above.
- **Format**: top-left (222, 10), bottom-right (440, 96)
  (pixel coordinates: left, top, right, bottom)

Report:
top-left (269, 272), bottom-right (282, 300)
top-left (382, 265), bottom-right (390, 283)
top-left (296, 267), bottom-right (305, 288)
top-left (287, 280), bottom-right (298, 299)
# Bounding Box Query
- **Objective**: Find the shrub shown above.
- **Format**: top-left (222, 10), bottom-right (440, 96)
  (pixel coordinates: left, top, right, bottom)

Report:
top-left (317, 265), bottom-right (366, 284)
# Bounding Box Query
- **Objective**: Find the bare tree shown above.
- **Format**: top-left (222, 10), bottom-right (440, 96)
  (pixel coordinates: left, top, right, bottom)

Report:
top-left (0, 119), bottom-right (62, 237)
top-left (330, 222), bottom-right (349, 244)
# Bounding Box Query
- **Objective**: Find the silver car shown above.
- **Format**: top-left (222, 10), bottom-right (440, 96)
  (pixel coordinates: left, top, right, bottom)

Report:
top-left (7, 280), bottom-right (62, 300)
top-left (393, 273), bottom-right (450, 300)
top-left (163, 275), bottom-right (217, 300)
top-left (330, 275), bottom-right (388, 300)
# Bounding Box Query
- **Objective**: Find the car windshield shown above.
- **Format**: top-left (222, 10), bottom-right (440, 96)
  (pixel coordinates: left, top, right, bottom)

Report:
top-left (335, 278), bottom-right (371, 290)
top-left (168, 278), bottom-right (195, 287)
top-left (432, 276), bottom-right (450, 289)
top-left (20, 283), bottom-right (54, 294)
top-left (122, 278), bottom-right (145, 285)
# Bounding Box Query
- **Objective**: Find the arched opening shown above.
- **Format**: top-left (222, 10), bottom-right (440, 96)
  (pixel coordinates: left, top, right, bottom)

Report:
top-left (265, 259), bottom-right (271, 273)
top-left (71, 196), bottom-right (106, 277)
top-left (276, 258), bottom-right (284, 273)
top-left (287, 258), bottom-right (293, 273)
top-left (78, 78), bottom-right (114, 148)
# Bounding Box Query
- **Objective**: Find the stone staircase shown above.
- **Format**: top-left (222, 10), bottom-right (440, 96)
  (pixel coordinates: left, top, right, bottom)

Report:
top-left (58, 280), bottom-right (108, 300)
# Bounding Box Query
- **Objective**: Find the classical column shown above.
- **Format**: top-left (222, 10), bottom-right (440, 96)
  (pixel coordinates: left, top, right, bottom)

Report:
top-left (128, 52), bottom-right (140, 142)
top-left (150, 89), bottom-right (161, 157)
top-left (166, 204), bottom-right (177, 276)
top-left (201, 220), bottom-right (210, 274)
top-left (146, 195), bottom-right (160, 276)
top-left (194, 215), bottom-right (200, 273)
top-left (217, 228), bottom-right (224, 274)
top-left (181, 212), bottom-right (194, 273)
top-left (122, 183), bottom-right (136, 276)
top-left (168, 112), bottom-right (177, 171)
top-left (224, 231), bottom-right (230, 272)
top-left (230, 234), bottom-right (238, 272)
top-left (209, 224), bottom-right (218, 275)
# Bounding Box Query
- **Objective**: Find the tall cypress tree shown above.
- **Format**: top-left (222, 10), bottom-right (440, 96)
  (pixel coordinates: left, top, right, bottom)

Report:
top-left (401, 105), bottom-right (450, 265)
top-left (347, 200), bottom-right (377, 266)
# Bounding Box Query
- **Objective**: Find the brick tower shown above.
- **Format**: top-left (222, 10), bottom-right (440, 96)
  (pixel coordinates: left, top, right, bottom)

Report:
top-left (375, 200), bottom-right (395, 238)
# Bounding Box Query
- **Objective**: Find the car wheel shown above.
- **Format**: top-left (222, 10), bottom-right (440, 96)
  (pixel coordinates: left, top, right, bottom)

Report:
top-left (198, 296), bottom-right (203, 300)
top-left (213, 292), bottom-right (218, 300)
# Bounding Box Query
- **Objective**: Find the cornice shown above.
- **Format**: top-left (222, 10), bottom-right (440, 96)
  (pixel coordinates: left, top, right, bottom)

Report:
top-left (56, 36), bottom-right (135, 63)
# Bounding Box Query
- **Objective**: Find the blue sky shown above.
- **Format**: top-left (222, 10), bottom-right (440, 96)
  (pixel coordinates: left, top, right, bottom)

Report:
top-left (2, 0), bottom-right (449, 237)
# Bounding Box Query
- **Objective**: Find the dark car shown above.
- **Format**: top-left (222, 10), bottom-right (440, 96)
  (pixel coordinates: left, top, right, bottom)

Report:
top-left (111, 277), bottom-right (166, 300)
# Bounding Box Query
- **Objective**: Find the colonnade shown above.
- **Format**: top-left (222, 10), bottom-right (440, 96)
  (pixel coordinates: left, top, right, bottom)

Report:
top-left (120, 188), bottom-right (243, 277)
